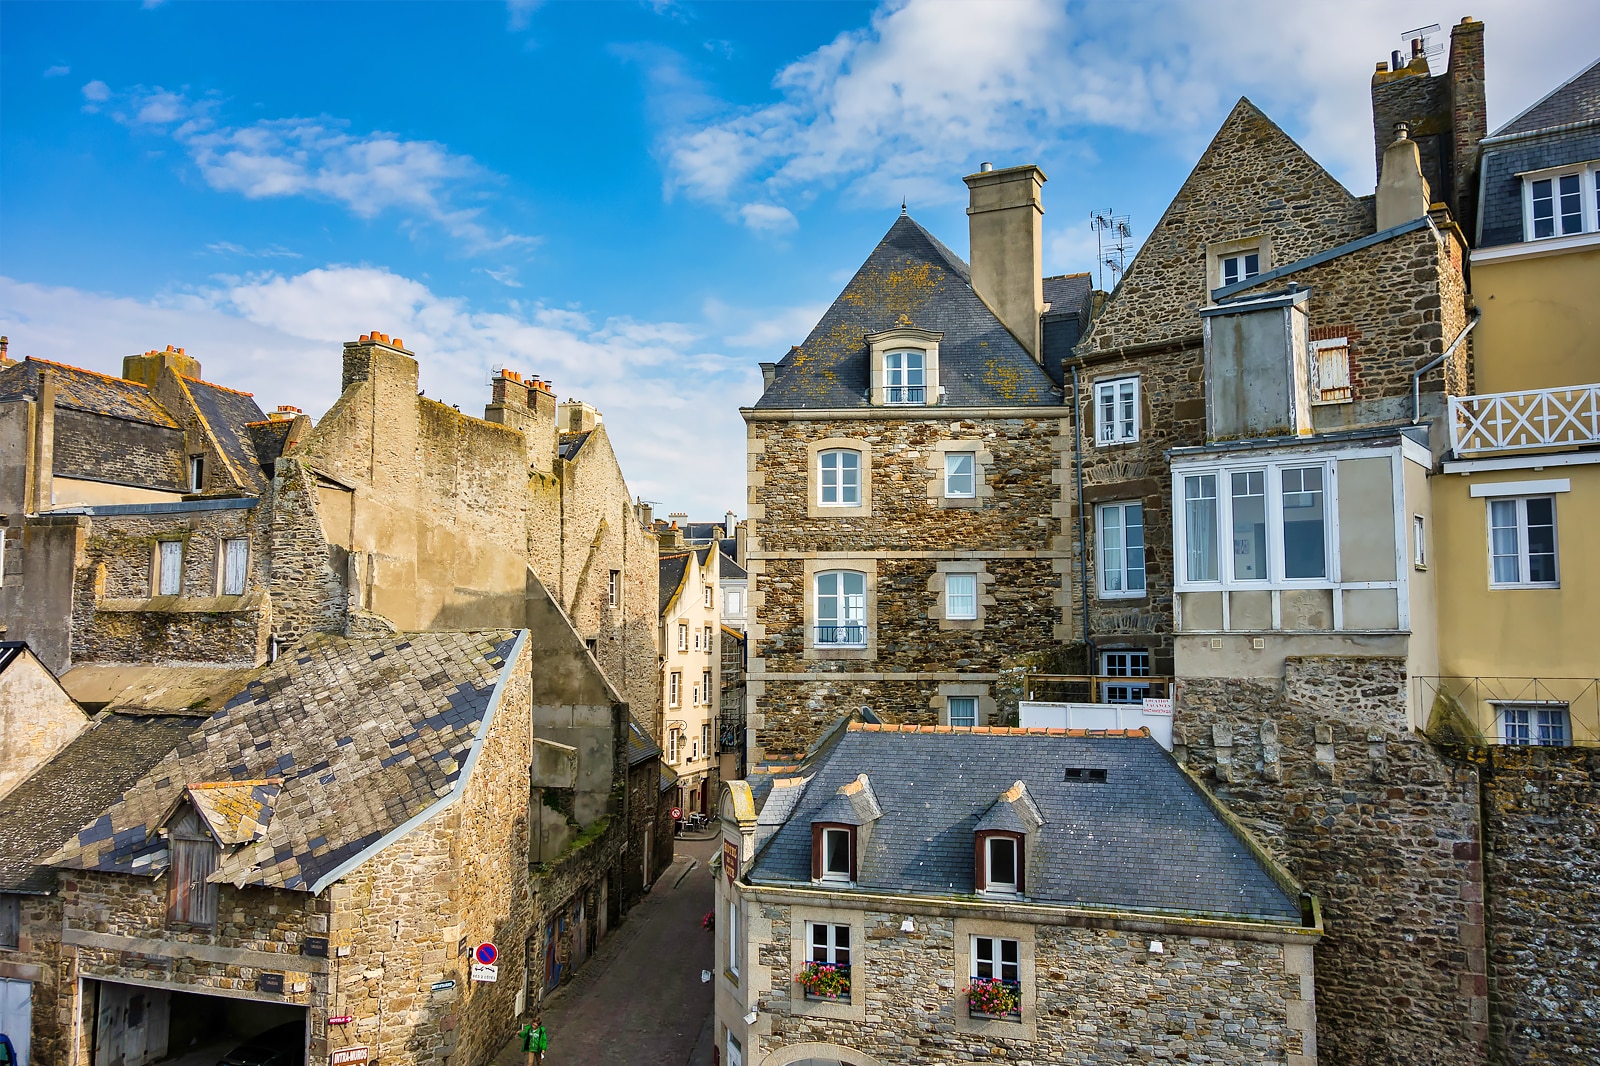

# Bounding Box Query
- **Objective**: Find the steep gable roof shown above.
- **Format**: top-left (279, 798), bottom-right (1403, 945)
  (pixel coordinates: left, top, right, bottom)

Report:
top-left (755, 214), bottom-right (1059, 409)
top-left (180, 376), bottom-right (270, 493)
top-left (1495, 57), bottom-right (1600, 137)
top-left (0, 357), bottom-right (178, 426)
top-left (659, 552), bottom-right (691, 615)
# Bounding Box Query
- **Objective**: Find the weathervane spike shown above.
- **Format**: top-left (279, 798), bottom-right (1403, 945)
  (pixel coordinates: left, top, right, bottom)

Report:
top-left (900, 196), bottom-right (907, 216)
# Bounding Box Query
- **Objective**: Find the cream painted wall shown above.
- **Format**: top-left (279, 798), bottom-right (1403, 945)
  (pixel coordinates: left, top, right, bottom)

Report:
top-left (0, 645), bottom-right (89, 799)
top-left (49, 477), bottom-right (183, 509)
top-left (1470, 245), bottom-right (1600, 394)
top-left (661, 548), bottom-right (719, 811)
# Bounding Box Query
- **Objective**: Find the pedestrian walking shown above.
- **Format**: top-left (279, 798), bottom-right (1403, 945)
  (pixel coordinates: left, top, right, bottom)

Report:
top-left (517, 1015), bottom-right (549, 1065)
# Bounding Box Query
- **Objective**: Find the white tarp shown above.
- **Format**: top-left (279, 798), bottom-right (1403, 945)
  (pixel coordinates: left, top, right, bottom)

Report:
top-left (1018, 701), bottom-right (1173, 750)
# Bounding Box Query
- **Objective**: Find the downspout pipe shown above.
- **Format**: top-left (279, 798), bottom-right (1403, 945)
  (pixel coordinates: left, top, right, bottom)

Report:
top-left (1413, 308), bottom-right (1480, 424)
top-left (1070, 364), bottom-right (1092, 658)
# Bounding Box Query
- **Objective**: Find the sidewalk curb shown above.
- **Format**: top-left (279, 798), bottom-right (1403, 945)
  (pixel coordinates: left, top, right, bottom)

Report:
top-left (672, 858), bottom-right (699, 890)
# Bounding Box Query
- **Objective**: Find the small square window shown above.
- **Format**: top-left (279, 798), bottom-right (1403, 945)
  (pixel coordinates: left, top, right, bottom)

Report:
top-left (945, 572), bottom-right (978, 620)
top-left (948, 696), bottom-right (978, 728)
top-left (944, 452), bottom-right (976, 498)
top-left (1094, 377), bottom-right (1138, 445)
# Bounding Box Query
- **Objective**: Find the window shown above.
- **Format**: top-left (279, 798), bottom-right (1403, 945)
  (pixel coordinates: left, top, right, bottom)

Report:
top-left (188, 455), bottom-right (204, 493)
top-left (948, 696), bottom-right (978, 728)
top-left (818, 826), bottom-right (853, 882)
top-left (222, 537), bottom-right (249, 596)
top-left (1489, 497), bottom-right (1558, 587)
top-left (0, 893), bottom-right (18, 950)
top-left (945, 572), bottom-right (978, 620)
top-left (608, 570), bottom-right (620, 608)
top-left (1222, 251), bottom-right (1261, 286)
top-left (972, 935), bottom-right (1020, 983)
top-left (1523, 165), bottom-right (1600, 240)
top-left (1096, 502), bottom-right (1146, 597)
top-left (703, 670), bottom-right (712, 705)
top-left (668, 728), bottom-right (680, 763)
top-left (1183, 474), bottom-right (1219, 582)
top-left (726, 590), bottom-right (743, 614)
top-left (690, 736), bottom-right (700, 760)
top-left (1280, 466), bottom-right (1327, 579)
top-left (157, 539), bottom-right (183, 596)
top-left (678, 624), bottom-right (688, 651)
top-left (983, 835), bottom-right (1019, 894)
top-left (944, 452), bottom-right (976, 498)
top-left (815, 571), bottom-right (866, 646)
top-left (705, 585), bottom-right (713, 608)
top-left (705, 626), bottom-right (714, 649)
top-left (728, 897), bottom-right (741, 978)
top-left (168, 837), bottom-right (220, 927)
top-left (585, 638), bottom-right (598, 656)
top-left (1498, 703), bottom-right (1569, 746)
top-left (1095, 377), bottom-right (1139, 445)
top-left (1413, 515), bottom-right (1427, 569)
top-left (1100, 649), bottom-right (1151, 704)
top-left (1229, 470), bottom-right (1268, 581)
top-left (884, 351), bottom-right (926, 404)
top-left (669, 672), bottom-right (681, 708)
top-left (808, 922), bottom-right (851, 966)
top-left (702, 723), bottom-right (712, 756)
top-left (819, 449), bottom-right (861, 506)
top-left (694, 629), bottom-right (701, 651)
top-left (726, 1034), bottom-right (742, 1066)
top-left (1313, 338), bottom-right (1352, 403)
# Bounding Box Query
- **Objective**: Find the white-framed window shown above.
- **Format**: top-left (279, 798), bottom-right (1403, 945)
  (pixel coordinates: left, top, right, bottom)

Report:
top-left (1489, 497), bottom-right (1558, 587)
top-left (1413, 514), bottom-right (1427, 569)
top-left (703, 670), bottom-right (712, 705)
top-left (1096, 502), bottom-right (1146, 597)
top-left (815, 570), bottom-right (866, 646)
top-left (948, 696), bottom-right (978, 729)
top-left (1497, 703), bottom-right (1569, 746)
top-left (1221, 250), bottom-right (1261, 287)
top-left (668, 727), bottom-right (680, 763)
top-left (971, 935), bottom-right (1020, 983)
top-left (692, 683), bottom-right (701, 704)
top-left (726, 590), bottom-right (743, 614)
top-left (820, 827), bottom-right (853, 882)
top-left (983, 835), bottom-right (1019, 894)
top-left (188, 455), bottom-right (204, 493)
top-left (1313, 337), bottom-right (1352, 404)
top-left (705, 585), bottom-right (713, 608)
top-left (727, 896), bottom-right (742, 978)
top-left (705, 625), bottom-right (713, 649)
top-left (1095, 376), bottom-right (1139, 445)
top-left (1175, 459), bottom-right (1337, 590)
top-left (669, 672), bottom-right (681, 708)
top-left (702, 722), bottom-right (712, 755)
top-left (608, 569), bottom-right (620, 608)
top-left (944, 452), bottom-right (976, 498)
top-left (1100, 649), bottom-right (1151, 704)
top-left (678, 623), bottom-right (689, 651)
top-left (726, 1034), bottom-right (742, 1066)
top-left (808, 921), bottom-right (851, 965)
top-left (694, 629), bottom-right (701, 651)
top-left (819, 449), bottom-right (862, 506)
top-left (221, 537), bottom-right (249, 596)
top-left (1522, 163), bottom-right (1600, 240)
top-left (945, 572), bottom-right (978, 620)
top-left (156, 539), bottom-right (183, 597)
top-left (884, 350), bottom-right (926, 404)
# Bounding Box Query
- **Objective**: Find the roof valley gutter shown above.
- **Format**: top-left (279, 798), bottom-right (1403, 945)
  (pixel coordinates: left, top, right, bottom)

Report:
top-left (306, 629), bottom-right (530, 894)
top-left (1413, 309), bottom-right (1481, 425)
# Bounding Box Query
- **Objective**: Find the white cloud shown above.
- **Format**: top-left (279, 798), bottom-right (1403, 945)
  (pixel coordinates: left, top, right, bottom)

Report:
top-left (88, 84), bottom-right (529, 252)
top-left (659, 0), bottom-right (1600, 220)
top-left (0, 269), bottom-right (752, 516)
top-left (44, 65), bottom-right (70, 78)
top-left (206, 241), bottom-right (301, 259)
top-left (738, 202), bottom-right (798, 233)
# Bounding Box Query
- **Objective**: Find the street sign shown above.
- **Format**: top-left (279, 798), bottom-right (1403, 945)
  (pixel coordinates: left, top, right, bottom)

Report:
top-left (723, 839), bottom-right (739, 884)
top-left (1141, 697), bottom-right (1173, 715)
top-left (328, 1015), bottom-right (353, 1026)
top-left (471, 962), bottom-right (499, 983)
top-left (671, 806), bottom-right (682, 820)
top-left (330, 1048), bottom-right (369, 1066)
top-left (475, 942), bottom-right (498, 966)
top-left (430, 979), bottom-right (456, 992)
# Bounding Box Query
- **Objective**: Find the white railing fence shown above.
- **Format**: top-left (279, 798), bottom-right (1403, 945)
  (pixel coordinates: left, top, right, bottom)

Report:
top-left (1449, 383), bottom-right (1600, 454)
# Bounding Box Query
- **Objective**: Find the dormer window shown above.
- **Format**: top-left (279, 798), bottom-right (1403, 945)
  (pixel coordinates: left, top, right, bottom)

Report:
top-left (867, 326), bottom-right (942, 407)
top-left (974, 781), bottom-right (1039, 897)
top-left (884, 352), bottom-right (926, 404)
top-left (984, 834), bottom-right (1019, 894)
top-left (1521, 163), bottom-right (1600, 240)
top-left (813, 824), bottom-right (855, 883)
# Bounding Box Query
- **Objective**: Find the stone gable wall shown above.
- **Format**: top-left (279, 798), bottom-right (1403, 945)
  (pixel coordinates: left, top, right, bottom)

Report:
top-left (268, 460), bottom-right (350, 648)
top-left (1175, 656), bottom-right (1488, 1066)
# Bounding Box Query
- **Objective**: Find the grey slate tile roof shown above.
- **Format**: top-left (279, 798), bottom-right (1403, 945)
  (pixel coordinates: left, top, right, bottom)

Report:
top-left (659, 552), bottom-right (691, 616)
top-left (246, 419), bottom-right (294, 470)
top-left (1496, 58), bottom-right (1600, 137)
top-left (0, 713), bottom-right (202, 893)
top-left (748, 725), bottom-right (1302, 923)
top-left (754, 215), bottom-right (1061, 410)
top-left (558, 430), bottom-right (593, 460)
top-left (1479, 62), bottom-right (1600, 248)
top-left (0, 358), bottom-right (178, 426)
top-left (719, 552), bottom-right (747, 581)
top-left (1042, 273), bottom-right (1093, 319)
top-left (45, 629), bottom-right (523, 894)
top-left (182, 376), bottom-right (269, 493)
top-left (629, 715), bottom-right (663, 766)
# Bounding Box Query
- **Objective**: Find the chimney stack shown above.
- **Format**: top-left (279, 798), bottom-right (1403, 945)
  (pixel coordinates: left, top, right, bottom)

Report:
top-left (963, 164), bottom-right (1046, 362)
top-left (559, 400), bottom-right (601, 434)
top-left (122, 345), bottom-right (203, 387)
top-left (1377, 123), bottom-right (1432, 230)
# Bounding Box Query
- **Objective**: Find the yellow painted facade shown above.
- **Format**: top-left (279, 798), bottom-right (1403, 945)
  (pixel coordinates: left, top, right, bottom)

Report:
top-left (1468, 243), bottom-right (1600, 393)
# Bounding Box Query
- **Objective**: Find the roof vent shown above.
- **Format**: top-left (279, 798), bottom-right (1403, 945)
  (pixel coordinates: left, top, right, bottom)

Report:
top-left (1062, 768), bottom-right (1107, 783)
top-left (979, 161), bottom-right (993, 172)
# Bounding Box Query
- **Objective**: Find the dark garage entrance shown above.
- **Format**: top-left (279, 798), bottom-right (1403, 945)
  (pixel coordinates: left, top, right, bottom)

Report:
top-left (89, 981), bottom-right (305, 1066)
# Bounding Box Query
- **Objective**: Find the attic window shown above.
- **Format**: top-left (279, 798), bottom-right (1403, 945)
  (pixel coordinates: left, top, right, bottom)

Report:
top-left (188, 455), bottom-right (204, 493)
top-left (813, 824), bottom-right (855, 883)
top-left (884, 351), bottom-right (926, 404)
top-left (975, 832), bottom-right (1023, 895)
top-left (866, 326), bottom-right (942, 407)
top-left (1062, 768), bottom-right (1108, 782)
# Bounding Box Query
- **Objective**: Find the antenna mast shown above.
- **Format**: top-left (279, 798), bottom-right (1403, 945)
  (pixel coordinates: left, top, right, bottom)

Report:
top-left (1088, 210), bottom-right (1133, 290)
top-left (1399, 23), bottom-right (1444, 72)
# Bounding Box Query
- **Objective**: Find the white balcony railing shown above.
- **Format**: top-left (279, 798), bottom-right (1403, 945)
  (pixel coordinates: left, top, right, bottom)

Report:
top-left (1449, 383), bottom-right (1600, 455)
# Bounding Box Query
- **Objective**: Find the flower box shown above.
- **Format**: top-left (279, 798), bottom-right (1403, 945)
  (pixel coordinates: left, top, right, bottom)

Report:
top-left (965, 977), bottom-right (1021, 1019)
top-left (797, 961), bottom-right (850, 1000)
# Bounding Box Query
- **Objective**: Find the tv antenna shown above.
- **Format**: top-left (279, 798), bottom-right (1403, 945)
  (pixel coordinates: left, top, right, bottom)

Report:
top-left (1399, 23), bottom-right (1444, 72)
top-left (1089, 210), bottom-right (1133, 291)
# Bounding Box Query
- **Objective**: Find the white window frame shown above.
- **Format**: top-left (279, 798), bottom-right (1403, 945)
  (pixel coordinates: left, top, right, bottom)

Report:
top-left (156, 539), bottom-right (183, 597)
top-left (947, 695), bottom-right (978, 728)
top-left (705, 625), bottom-right (713, 650)
top-left (1413, 514), bottom-right (1427, 569)
top-left (702, 722), bottom-right (712, 756)
top-left (703, 670), bottom-right (712, 704)
top-left (608, 569), bottom-right (620, 608)
top-left (1100, 649), bottom-right (1151, 704)
top-left (814, 570), bottom-right (867, 647)
top-left (1172, 457), bottom-right (1339, 592)
top-left (705, 585), bottom-right (713, 608)
top-left (221, 537), bottom-right (249, 596)
top-left (727, 896), bottom-right (741, 978)
top-left (1487, 496), bottom-right (1559, 588)
top-left (678, 623), bottom-right (688, 651)
top-left (726, 590), bottom-right (743, 614)
top-left (669, 672), bottom-right (681, 708)
top-left (883, 350), bottom-right (927, 405)
top-left (1094, 376), bottom-right (1139, 445)
top-left (984, 835), bottom-right (1019, 894)
top-left (1221, 250), bottom-right (1262, 287)
top-left (188, 455), bottom-right (204, 493)
top-left (944, 572), bottom-right (978, 620)
top-left (727, 1034), bottom-right (742, 1066)
top-left (667, 727), bottom-right (680, 763)
top-left (1521, 162), bottom-right (1600, 242)
top-left (820, 827), bottom-right (853, 882)
top-left (1312, 337), bottom-right (1352, 404)
top-left (807, 921), bottom-right (851, 966)
top-left (694, 629), bottom-right (701, 651)
top-left (944, 451), bottom-right (977, 498)
top-left (1095, 501), bottom-right (1146, 599)
top-left (971, 935), bottom-right (1021, 984)
top-left (818, 449), bottom-right (862, 506)
top-left (1495, 702), bottom-right (1569, 747)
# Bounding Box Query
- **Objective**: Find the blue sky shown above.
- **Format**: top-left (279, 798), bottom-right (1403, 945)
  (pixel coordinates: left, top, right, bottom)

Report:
top-left (3, 0), bottom-right (1596, 515)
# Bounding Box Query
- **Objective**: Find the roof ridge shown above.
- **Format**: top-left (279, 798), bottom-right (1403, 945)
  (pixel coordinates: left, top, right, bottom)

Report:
top-left (180, 374), bottom-right (255, 398)
top-left (1043, 271), bottom-right (1092, 280)
top-left (27, 357), bottom-right (150, 389)
top-left (1493, 56), bottom-right (1600, 137)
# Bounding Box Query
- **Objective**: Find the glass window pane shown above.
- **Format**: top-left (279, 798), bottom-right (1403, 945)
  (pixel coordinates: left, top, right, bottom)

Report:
top-left (949, 696), bottom-right (977, 728)
top-left (946, 452), bottom-right (975, 497)
top-left (1537, 708), bottom-right (1568, 746)
top-left (1224, 257), bottom-right (1240, 286)
top-left (1559, 174), bottom-right (1583, 235)
top-left (1230, 471), bottom-right (1267, 581)
top-left (1244, 252), bottom-right (1259, 278)
top-left (1098, 384), bottom-right (1116, 443)
top-left (975, 936), bottom-right (994, 978)
top-left (1281, 466), bottom-right (1327, 579)
top-left (1100, 506), bottom-right (1124, 592)
top-left (1184, 474), bottom-right (1218, 582)
top-left (1525, 497), bottom-right (1556, 582)
top-left (988, 838), bottom-right (1016, 885)
top-left (1125, 503), bottom-right (1145, 591)
top-left (1489, 500), bottom-right (1520, 583)
top-left (1532, 178), bottom-right (1554, 238)
top-left (946, 573), bottom-right (977, 619)
top-left (825, 830), bottom-right (850, 874)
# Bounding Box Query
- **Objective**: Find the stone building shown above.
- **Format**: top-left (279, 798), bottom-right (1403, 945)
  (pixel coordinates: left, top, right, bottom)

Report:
top-left (714, 725), bottom-right (1321, 1066)
top-left (658, 540), bottom-right (722, 818)
top-left (742, 176), bottom-right (1096, 765)
top-left (0, 641), bottom-right (87, 800)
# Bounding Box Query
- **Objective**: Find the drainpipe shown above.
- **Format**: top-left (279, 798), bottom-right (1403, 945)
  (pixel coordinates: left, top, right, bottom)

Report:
top-left (1412, 309), bottom-right (1480, 424)
top-left (1069, 364), bottom-right (1092, 657)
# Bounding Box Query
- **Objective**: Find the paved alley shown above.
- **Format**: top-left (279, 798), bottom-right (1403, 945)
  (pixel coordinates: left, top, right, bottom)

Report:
top-left (495, 835), bottom-right (720, 1066)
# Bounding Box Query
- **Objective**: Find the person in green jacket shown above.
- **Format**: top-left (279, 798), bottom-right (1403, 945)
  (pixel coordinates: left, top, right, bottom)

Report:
top-left (517, 1016), bottom-right (548, 1065)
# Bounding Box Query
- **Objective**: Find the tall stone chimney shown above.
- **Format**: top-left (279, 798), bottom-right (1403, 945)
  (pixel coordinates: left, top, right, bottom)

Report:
top-left (559, 401), bottom-right (601, 434)
top-left (123, 345), bottom-right (202, 387)
top-left (1377, 124), bottom-right (1432, 230)
top-left (963, 164), bottom-right (1046, 362)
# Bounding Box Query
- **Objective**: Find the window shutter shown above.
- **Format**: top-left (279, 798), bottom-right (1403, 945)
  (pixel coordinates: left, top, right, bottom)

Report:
top-left (811, 824), bottom-right (824, 880)
top-left (849, 827), bottom-right (858, 882)
top-left (974, 832), bottom-right (987, 891)
top-left (1315, 340), bottom-right (1351, 402)
top-left (1015, 835), bottom-right (1025, 893)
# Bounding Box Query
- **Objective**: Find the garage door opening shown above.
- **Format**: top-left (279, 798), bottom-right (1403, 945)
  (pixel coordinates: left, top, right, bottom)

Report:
top-left (89, 981), bottom-right (306, 1066)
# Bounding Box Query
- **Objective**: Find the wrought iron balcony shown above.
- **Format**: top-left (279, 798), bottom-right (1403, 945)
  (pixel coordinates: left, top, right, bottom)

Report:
top-left (884, 386), bottom-right (926, 405)
top-left (1448, 382), bottom-right (1600, 455)
top-left (815, 624), bottom-right (866, 647)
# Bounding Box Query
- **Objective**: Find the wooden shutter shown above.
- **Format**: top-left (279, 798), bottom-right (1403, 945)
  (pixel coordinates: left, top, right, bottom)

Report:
top-left (1315, 340), bottom-right (1352, 402)
top-left (811, 824), bottom-right (823, 880)
top-left (169, 838), bottom-right (219, 926)
top-left (974, 832), bottom-right (988, 891)
top-left (223, 538), bottom-right (249, 595)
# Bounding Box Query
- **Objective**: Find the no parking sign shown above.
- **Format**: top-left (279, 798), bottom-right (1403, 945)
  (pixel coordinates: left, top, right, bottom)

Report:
top-left (472, 941), bottom-right (499, 982)
top-left (475, 942), bottom-right (498, 965)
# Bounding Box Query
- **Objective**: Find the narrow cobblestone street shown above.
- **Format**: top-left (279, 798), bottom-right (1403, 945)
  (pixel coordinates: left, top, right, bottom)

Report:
top-left (494, 835), bottom-right (720, 1066)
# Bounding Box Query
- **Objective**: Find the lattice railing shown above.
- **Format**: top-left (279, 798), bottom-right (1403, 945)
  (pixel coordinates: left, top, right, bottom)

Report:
top-left (1449, 383), bottom-right (1600, 454)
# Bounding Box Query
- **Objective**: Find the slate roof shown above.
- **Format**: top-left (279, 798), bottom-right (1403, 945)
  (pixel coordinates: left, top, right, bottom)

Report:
top-left (1479, 59), bottom-right (1600, 248)
top-left (1042, 273), bottom-right (1093, 319)
top-left (246, 419), bottom-right (294, 470)
top-left (629, 715), bottom-right (663, 766)
top-left (719, 553), bottom-right (747, 581)
top-left (0, 713), bottom-right (201, 893)
top-left (659, 552), bottom-right (691, 616)
top-left (747, 725), bottom-right (1303, 923)
top-left (558, 431), bottom-right (592, 460)
top-left (0, 358), bottom-right (177, 426)
top-left (182, 376), bottom-right (269, 493)
top-left (1496, 58), bottom-right (1600, 137)
top-left (754, 214), bottom-right (1061, 410)
top-left (182, 780), bottom-right (281, 845)
top-left (45, 629), bottom-right (524, 894)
